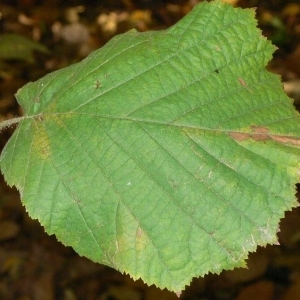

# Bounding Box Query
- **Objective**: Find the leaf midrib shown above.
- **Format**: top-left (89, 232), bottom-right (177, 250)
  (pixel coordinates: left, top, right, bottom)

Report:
top-left (23, 112), bottom-right (300, 141)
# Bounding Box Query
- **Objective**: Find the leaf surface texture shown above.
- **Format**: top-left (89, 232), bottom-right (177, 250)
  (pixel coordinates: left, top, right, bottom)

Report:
top-left (1, 1), bottom-right (300, 292)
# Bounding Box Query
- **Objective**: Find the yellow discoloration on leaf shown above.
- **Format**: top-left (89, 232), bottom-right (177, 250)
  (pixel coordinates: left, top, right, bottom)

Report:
top-left (135, 226), bottom-right (149, 252)
top-left (31, 121), bottom-right (51, 160)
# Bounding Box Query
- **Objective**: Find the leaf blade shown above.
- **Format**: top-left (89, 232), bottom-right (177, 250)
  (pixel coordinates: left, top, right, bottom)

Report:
top-left (1, 1), bottom-right (300, 292)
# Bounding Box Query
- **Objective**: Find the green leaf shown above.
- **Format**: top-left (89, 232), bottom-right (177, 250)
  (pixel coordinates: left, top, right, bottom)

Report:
top-left (1, 0), bottom-right (300, 292)
top-left (0, 34), bottom-right (49, 62)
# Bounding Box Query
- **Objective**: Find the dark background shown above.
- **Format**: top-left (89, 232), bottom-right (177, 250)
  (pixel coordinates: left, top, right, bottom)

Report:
top-left (0, 1), bottom-right (300, 299)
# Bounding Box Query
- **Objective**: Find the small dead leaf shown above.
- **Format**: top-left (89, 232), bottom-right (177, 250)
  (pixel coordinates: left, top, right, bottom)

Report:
top-left (175, 291), bottom-right (182, 298)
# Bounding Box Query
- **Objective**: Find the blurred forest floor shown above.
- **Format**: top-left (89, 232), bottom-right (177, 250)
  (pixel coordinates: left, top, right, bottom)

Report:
top-left (0, 0), bottom-right (300, 299)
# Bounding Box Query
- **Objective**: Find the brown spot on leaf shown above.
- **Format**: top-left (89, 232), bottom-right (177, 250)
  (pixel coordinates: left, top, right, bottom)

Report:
top-left (271, 135), bottom-right (300, 146)
top-left (95, 79), bottom-right (101, 89)
top-left (37, 114), bottom-right (44, 122)
top-left (251, 126), bottom-right (269, 134)
top-left (229, 132), bottom-right (250, 141)
top-left (249, 126), bottom-right (270, 141)
top-left (230, 127), bottom-right (300, 146)
top-left (252, 134), bottom-right (269, 141)
top-left (238, 77), bottom-right (247, 87)
top-left (137, 227), bottom-right (143, 238)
